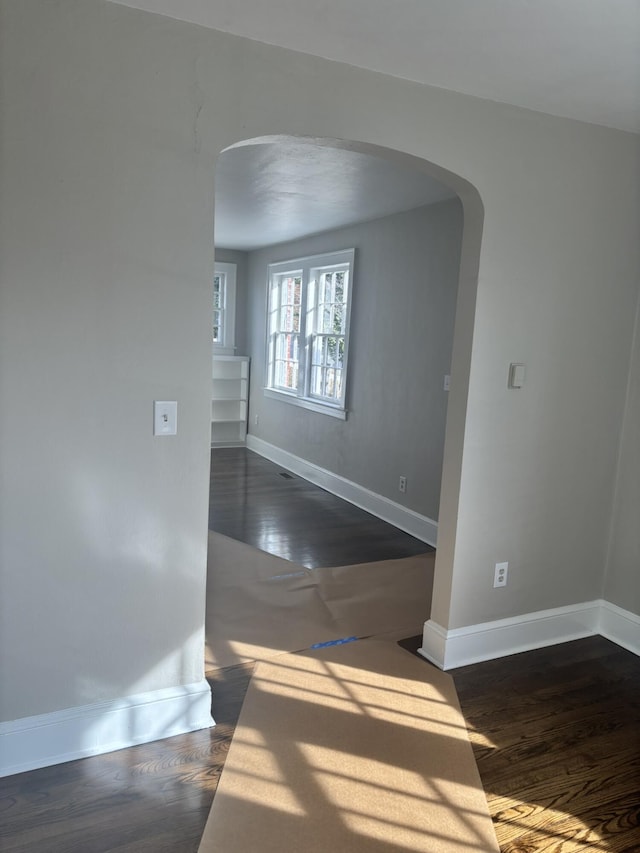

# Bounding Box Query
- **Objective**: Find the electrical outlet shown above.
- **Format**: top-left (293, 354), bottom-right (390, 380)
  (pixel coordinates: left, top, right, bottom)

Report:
top-left (399, 476), bottom-right (407, 493)
top-left (254, 414), bottom-right (259, 426)
top-left (494, 562), bottom-right (508, 588)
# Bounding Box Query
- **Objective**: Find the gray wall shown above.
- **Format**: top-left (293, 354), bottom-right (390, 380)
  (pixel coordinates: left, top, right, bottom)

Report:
top-left (214, 248), bottom-right (249, 356)
top-left (245, 200), bottom-right (463, 520)
top-left (1, 0), bottom-right (639, 727)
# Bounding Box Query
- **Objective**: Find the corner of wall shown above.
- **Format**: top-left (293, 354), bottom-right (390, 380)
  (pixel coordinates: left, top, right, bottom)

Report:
top-left (602, 283), bottom-right (640, 607)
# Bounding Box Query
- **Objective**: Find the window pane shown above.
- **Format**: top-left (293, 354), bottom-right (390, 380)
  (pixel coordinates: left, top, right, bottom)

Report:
top-left (213, 275), bottom-right (223, 309)
top-left (274, 332), bottom-right (299, 391)
top-left (275, 358), bottom-right (298, 390)
top-left (280, 305), bottom-right (301, 332)
top-left (310, 335), bottom-right (345, 400)
top-left (278, 276), bottom-right (302, 333)
top-left (213, 274), bottom-right (225, 343)
top-left (316, 269), bottom-right (348, 336)
top-left (213, 309), bottom-right (222, 342)
top-left (326, 368), bottom-right (336, 397)
top-left (311, 366), bottom-right (342, 400)
top-left (280, 276), bottom-right (301, 306)
top-left (328, 336), bottom-right (339, 367)
top-left (334, 369), bottom-right (343, 398)
top-left (275, 333), bottom-right (297, 361)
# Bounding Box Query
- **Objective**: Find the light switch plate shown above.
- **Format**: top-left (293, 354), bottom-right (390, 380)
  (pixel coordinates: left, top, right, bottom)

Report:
top-left (508, 363), bottom-right (525, 389)
top-left (154, 401), bottom-right (177, 436)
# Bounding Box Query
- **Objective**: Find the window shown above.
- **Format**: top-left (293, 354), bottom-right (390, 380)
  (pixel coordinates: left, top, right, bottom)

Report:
top-left (265, 249), bottom-right (354, 418)
top-left (213, 261), bottom-right (237, 355)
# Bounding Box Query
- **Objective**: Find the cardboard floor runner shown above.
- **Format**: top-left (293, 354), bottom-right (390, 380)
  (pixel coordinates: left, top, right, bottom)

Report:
top-left (205, 531), bottom-right (435, 670)
top-left (199, 636), bottom-right (499, 852)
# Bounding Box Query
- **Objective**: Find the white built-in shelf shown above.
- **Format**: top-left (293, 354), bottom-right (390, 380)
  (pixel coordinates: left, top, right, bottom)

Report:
top-left (211, 355), bottom-right (249, 447)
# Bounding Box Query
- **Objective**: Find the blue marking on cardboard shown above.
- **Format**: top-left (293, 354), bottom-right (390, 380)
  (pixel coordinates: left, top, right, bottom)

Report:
top-left (310, 636), bottom-right (358, 650)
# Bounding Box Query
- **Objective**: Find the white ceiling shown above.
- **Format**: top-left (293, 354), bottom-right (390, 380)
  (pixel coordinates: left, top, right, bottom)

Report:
top-left (106, 0), bottom-right (640, 250)
top-left (108, 0), bottom-right (640, 133)
top-left (214, 141), bottom-right (455, 250)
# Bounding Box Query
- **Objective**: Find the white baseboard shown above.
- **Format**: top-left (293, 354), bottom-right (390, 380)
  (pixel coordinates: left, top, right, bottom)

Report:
top-left (246, 435), bottom-right (438, 547)
top-left (0, 679), bottom-right (214, 778)
top-left (419, 599), bottom-right (640, 670)
top-left (598, 600), bottom-right (640, 657)
top-left (419, 601), bottom-right (603, 670)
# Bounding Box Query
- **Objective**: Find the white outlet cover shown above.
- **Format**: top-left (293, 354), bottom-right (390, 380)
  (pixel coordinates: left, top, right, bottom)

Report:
top-left (154, 401), bottom-right (178, 436)
top-left (494, 561), bottom-right (508, 587)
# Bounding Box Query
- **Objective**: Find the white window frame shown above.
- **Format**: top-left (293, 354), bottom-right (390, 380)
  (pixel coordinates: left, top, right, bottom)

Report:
top-left (265, 249), bottom-right (355, 419)
top-left (213, 261), bottom-right (237, 356)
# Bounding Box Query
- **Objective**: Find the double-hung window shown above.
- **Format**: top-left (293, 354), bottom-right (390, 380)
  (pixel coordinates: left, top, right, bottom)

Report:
top-left (265, 249), bottom-right (354, 418)
top-left (212, 261), bottom-right (237, 355)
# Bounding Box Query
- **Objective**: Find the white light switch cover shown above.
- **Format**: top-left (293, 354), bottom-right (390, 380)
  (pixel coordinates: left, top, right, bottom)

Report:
top-left (154, 401), bottom-right (177, 436)
top-left (508, 363), bottom-right (526, 388)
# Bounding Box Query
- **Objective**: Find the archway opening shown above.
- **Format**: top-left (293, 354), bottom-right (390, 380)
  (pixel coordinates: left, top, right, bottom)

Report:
top-left (206, 134), bottom-right (484, 669)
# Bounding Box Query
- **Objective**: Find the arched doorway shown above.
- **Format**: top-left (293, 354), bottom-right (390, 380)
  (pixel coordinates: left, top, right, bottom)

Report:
top-left (209, 134), bottom-right (484, 668)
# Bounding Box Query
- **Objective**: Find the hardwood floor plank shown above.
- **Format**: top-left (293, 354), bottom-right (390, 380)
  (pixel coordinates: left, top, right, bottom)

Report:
top-left (452, 637), bottom-right (640, 853)
top-left (497, 788), bottom-right (640, 853)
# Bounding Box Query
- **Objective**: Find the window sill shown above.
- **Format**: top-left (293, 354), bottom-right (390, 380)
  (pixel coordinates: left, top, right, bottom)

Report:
top-left (264, 388), bottom-right (347, 420)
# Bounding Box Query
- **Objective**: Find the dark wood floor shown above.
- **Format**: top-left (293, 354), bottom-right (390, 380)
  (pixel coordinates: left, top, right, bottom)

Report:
top-left (209, 447), bottom-right (430, 567)
top-left (3, 639), bottom-right (638, 852)
top-left (0, 663), bottom-right (254, 853)
top-left (453, 636), bottom-right (640, 852)
top-left (2, 453), bottom-right (638, 852)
